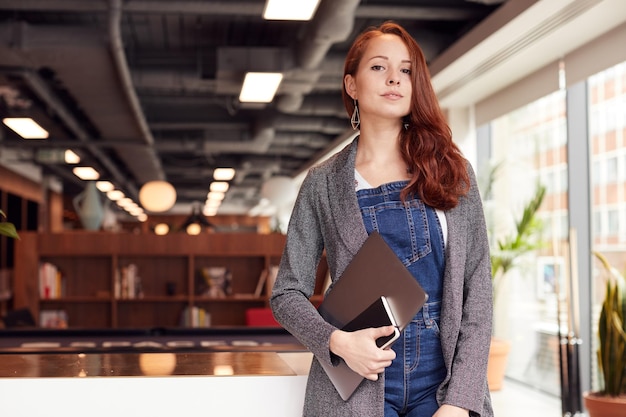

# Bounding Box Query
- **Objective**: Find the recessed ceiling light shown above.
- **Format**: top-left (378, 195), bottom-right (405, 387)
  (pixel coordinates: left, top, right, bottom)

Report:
top-left (213, 168), bottom-right (235, 181)
top-left (64, 149), bottom-right (81, 164)
top-left (96, 181), bottom-right (115, 192)
top-left (106, 190), bottom-right (125, 201)
top-left (203, 206), bottom-right (218, 216)
top-left (205, 199), bottom-right (221, 208)
top-left (263, 0), bottom-right (320, 20)
top-left (207, 191), bottom-right (225, 201)
top-left (2, 117), bottom-right (49, 139)
top-left (239, 72), bottom-right (283, 103)
top-left (117, 197), bottom-right (133, 208)
top-left (127, 206), bottom-right (144, 216)
top-left (210, 182), bottom-right (229, 193)
top-left (72, 167), bottom-right (100, 180)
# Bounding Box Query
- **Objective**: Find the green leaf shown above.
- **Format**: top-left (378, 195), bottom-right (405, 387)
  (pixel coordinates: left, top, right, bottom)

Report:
top-left (490, 183), bottom-right (546, 283)
top-left (594, 251), bottom-right (626, 396)
top-left (0, 222), bottom-right (20, 240)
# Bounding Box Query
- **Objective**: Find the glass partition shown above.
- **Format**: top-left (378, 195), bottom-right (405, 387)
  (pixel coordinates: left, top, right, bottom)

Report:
top-left (587, 60), bottom-right (626, 392)
top-left (486, 89), bottom-right (567, 396)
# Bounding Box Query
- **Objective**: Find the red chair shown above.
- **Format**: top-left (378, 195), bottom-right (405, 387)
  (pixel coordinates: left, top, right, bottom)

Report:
top-left (245, 307), bottom-right (281, 327)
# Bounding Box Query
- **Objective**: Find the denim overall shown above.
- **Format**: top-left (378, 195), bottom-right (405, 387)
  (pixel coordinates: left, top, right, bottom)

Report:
top-left (356, 180), bottom-right (446, 417)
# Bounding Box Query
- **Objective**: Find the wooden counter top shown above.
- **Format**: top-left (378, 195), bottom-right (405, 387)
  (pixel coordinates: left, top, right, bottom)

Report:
top-left (0, 350), bottom-right (312, 378)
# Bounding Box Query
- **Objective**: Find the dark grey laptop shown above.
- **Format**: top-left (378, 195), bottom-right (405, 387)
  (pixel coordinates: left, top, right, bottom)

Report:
top-left (318, 231), bottom-right (428, 401)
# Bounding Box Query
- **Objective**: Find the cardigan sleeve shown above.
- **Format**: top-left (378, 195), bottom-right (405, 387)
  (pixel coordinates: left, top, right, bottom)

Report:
top-left (440, 164), bottom-right (494, 416)
top-left (269, 167), bottom-right (339, 366)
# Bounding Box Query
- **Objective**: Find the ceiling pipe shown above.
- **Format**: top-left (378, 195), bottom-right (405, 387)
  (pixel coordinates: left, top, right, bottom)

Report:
top-left (273, 115), bottom-right (348, 135)
top-left (19, 69), bottom-right (142, 198)
top-left (0, 21), bottom-right (152, 199)
top-left (296, 0), bottom-right (361, 70)
top-left (233, 160), bottom-right (282, 185)
top-left (151, 131), bottom-right (329, 157)
top-left (272, 132), bottom-right (330, 148)
top-left (203, 120), bottom-right (275, 154)
top-left (108, 0), bottom-right (164, 184)
top-left (276, 0), bottom-right (359, 116)
top-left (285, 95), bottom-right (347, 117)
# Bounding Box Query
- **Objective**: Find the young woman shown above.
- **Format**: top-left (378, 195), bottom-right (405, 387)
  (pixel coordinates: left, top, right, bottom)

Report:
top-left (270, 22), bottom-right (493, 417)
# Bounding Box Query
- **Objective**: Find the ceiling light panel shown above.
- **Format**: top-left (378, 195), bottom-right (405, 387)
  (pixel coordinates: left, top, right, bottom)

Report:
top-left (239, 72), bottom-right (283, 103)
top-left (106, 190), bottom-right (125, 201)
top-left (72, 167), bottom-right (100, 180)
top-left (210, 182), bottom-right (230, 193)
top-left (263, 0), bottom-right (320, 20)
top-left (2, 117), bottom-right (49, 139)
top-left (64, 150), bottom-right (81, 164)
top-left (213, 168), bottom-right (236, 181)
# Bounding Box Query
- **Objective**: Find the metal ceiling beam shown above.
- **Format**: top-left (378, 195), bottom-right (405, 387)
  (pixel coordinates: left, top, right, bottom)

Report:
top-left (0, 0), bottom-right (494, 21)
top-left (354, 5), bottom-right (490, 20)
top-left (17, 69), bottom-right (142, 199)
top-left (0, 0), bottom-right (264, 15)
top-left (108, 0), bottom-right (164, 187)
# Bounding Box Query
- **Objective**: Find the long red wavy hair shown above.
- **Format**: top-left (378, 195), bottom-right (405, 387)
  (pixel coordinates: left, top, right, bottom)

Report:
top-left (342, 22), bottom-right (469, 210)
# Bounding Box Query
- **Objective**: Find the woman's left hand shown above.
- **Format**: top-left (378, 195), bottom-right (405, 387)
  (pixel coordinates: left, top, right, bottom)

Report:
top-left (432, 404), bottom-right (470, 417)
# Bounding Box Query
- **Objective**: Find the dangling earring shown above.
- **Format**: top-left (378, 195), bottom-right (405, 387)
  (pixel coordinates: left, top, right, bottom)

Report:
top-left (351, 99), bottom-right (360, 130)
top-left (403, 116), bottom-right (409, 131)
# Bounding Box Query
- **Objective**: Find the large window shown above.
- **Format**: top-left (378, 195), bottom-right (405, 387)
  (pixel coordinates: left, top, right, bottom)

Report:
top-left (588, 60), bottom-right (626, 391)
top-left (486, 89), bottom-right (567, 397)
top-left (477, 57), bottom-right (626, 408)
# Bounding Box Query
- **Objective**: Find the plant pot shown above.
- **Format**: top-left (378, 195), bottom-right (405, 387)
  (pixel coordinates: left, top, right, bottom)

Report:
top-left (487, 337), bottom-right (511, 391)
top-left (584, 391), bottom-right (626, 417)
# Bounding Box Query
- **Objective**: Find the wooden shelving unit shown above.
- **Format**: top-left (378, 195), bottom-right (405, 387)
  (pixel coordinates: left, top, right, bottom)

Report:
top-left (12, 231), bottom-right (301, 328)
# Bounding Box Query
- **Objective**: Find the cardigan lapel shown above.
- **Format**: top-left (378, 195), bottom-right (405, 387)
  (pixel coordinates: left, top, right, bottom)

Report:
top-left (325, 138), bottom-right (368, 256)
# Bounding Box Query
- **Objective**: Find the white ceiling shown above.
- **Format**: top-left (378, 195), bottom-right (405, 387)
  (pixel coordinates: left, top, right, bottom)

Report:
top-left (431, 0), bottom-right (626, 108)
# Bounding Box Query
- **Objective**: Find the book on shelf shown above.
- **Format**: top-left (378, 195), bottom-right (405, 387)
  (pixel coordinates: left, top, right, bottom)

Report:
top-left (179, 306), bottom-right (211, 327)
top-left (39, 262), bottom-right (65, 299)
top-left (39, 309), bottom-right (68, 328)
top-left (253, 268), bottom-right (268, 297)
top-left (115, 264), bottom-right (144, 299)
top-left (265, 265), bottom-right (280, 296)
top-left (250, 265), bottom-right (279, 297)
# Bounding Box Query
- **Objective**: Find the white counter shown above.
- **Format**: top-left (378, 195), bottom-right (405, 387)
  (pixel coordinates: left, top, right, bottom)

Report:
top-left (0, 351), bottom-right (313, 417)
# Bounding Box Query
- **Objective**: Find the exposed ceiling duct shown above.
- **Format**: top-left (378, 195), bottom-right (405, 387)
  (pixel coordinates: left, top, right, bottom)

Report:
top-left (108, 0), bottom-right (164, 186)
top-left (0, 0), bottom-right (511, 215)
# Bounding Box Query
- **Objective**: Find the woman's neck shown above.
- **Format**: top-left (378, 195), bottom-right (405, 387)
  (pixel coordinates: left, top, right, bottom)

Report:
top-left (356, 122), bottom-right (409, 187)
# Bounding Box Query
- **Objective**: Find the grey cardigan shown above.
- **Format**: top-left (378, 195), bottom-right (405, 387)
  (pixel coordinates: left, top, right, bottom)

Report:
top-left (270, 139), bottom-right (494, 417)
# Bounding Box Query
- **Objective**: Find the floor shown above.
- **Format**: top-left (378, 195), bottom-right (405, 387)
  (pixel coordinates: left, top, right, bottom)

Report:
top-left (491, 378), bottom-right (573, 417)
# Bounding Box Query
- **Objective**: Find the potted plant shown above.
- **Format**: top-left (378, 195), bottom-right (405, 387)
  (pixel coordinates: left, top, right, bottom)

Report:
top-left (583, 252), bottom-right (626, 416)
top-left (488, 184), bottom-right (545, 390)
top-left (0, 210), bottom-right (19, 240)
top-left (480, 162), bottom-right (546, 390)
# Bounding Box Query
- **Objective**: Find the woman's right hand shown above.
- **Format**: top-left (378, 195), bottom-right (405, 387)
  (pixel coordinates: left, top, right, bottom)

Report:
top-left (329, 326), bottom-right (397, 381)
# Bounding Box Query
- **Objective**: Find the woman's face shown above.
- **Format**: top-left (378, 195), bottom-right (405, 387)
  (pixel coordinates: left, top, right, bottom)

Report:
top-left (344, 34), bottom-right (412, 125)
